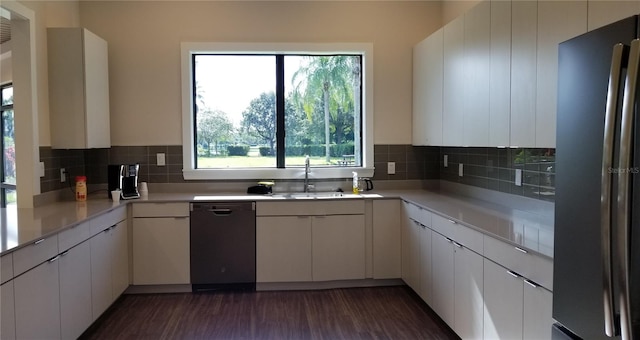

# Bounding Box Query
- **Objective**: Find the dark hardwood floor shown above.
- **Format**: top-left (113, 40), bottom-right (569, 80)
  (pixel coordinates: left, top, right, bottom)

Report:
top-left (80, 285), bottom-right (459, 340)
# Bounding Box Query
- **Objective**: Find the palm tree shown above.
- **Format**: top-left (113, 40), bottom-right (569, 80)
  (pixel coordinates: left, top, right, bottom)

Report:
top-left (293, 56), bottom-right (354, 163)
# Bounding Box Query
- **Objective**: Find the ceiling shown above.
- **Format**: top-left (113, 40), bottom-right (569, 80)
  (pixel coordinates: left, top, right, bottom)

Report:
top-left (0, 16), bottom-right (9, 45)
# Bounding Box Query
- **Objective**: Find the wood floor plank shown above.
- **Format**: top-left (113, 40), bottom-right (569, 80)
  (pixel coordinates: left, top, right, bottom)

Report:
top-left (80, 286), bottom-right (459, 340)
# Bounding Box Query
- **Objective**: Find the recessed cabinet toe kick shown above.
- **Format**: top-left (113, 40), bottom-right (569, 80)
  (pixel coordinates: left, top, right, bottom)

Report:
top-left (189, 202), bottom-right (256, 292)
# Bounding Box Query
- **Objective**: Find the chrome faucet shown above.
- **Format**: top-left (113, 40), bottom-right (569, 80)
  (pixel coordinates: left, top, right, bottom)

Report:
top-left (304, 155), bottom-right (311, 192)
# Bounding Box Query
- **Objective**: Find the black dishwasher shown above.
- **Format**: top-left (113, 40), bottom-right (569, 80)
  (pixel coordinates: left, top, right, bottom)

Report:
top-left (189, 202), bottom-right (256, 292)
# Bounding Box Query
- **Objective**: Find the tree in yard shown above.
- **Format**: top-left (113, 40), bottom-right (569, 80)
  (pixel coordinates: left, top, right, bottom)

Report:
top-left (196, 109), bottom-right (234, 156)
top-left (241, 92), bottom-right (277, 154)
top-left (292, 56), bottom-right (359, 163)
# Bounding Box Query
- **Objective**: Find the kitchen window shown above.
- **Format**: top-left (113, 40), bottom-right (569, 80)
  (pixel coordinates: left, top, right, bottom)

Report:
top-left (181, 43), bottom-right (374, 180)
top-left (0, 83), bottom-right (15, 206)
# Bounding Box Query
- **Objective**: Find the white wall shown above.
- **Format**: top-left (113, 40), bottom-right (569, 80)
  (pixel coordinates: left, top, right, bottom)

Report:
top-left (76, 1), bottom-right (442, 146)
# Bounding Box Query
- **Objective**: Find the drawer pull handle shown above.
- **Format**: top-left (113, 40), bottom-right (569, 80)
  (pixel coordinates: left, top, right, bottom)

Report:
top-left (447, 219), bottom-right (456, 224)
top-left (34, 239), bottom-right (45, 245)
top-left (60, 250), bottom-right (70, 256)
top-left (453, 241), bottom-right (463, 248)
top-left (515, 247), bottom-right (528, 254)
top-left (507, 270), bottom-right (521, 279)
top-left (524, 279), bottom-right (539, 288)
top-left (446, 237), bottom-right (453, 243)
top-left (48, 255), bottom-right (60, 263)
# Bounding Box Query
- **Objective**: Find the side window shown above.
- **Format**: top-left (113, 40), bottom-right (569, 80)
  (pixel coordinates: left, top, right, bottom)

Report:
top-left (0, 83), bottom-right (15, 206)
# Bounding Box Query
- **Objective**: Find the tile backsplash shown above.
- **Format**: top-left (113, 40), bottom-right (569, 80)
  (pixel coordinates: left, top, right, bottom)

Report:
top-left (439, 147), bottom-right (555, 202)
top-left (39, 145), bottom-right (555, 202)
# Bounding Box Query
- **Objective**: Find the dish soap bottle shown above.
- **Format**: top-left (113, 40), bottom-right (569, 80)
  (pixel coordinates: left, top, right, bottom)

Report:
top-left (352, 171), bottom-right (359, 194)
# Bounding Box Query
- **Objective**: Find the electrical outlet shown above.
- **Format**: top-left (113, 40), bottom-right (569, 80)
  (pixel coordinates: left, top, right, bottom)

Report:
top-left (459, 163), bottom-right (464, 177)
top-left (387, 162), bottom-right (396, 175)
top-left (38, 162), bottom-right (45, 177)
top-left (60, 168), bottom-right (66, 182)
top-left (444, 155), bottom-right (448, 168)
top-left (157, 153), bottom-right (166, 166)
top-left (515, 169), bottom-right (522, 186)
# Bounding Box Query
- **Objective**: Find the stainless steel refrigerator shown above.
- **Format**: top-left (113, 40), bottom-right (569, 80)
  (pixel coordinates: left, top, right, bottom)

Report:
top-left (554, 15), bottom-right (640, 340)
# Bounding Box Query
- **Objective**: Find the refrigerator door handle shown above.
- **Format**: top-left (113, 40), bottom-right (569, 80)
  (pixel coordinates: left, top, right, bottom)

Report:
top-left (602, 42), bottom-right (625, 338)
top-left (616, 38), bottom-right (640, 340)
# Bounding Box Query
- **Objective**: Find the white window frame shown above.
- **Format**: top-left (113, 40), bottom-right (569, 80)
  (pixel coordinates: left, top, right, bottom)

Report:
top-left (180, 42), bottom-right (374, 180)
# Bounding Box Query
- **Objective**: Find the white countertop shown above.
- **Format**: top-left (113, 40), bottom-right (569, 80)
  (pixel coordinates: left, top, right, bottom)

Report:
top-left (0, 189), bottom-right (554, 259)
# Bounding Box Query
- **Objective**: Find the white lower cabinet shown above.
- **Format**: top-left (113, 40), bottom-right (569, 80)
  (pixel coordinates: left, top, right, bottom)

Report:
top-left (523, 279), bottom-right (553, 340)
top-left (454, 244), bottom-right (484, 339)
top-left (372, 200), bottom-right (401, 279)
top-left (418, 225), bottom-right (432, 305)
top-left (483, 258), bottom-right (553, 340)
top-left (14, 257), bottom-right (61, 340)
top-left (111, 221), bottom-right (129, 297)
top-left (484, 258), bottom-right (524, 339)
top-left (133, 217), bottom-right (190, 285)
top-left (431, 232), bottom-right (455, 328)
top-left (312, 215), bottom-right (365, 281)
top-left (59, 241), bottom-right (92, 340)
top-left (90, 227), bottom-right (113, 320)
top-left (1, 280), bottom-right (15, 340)
top-left (401, 214), bottom-right (421, 292)
top-left (256, 216), bottom-right (312, 282)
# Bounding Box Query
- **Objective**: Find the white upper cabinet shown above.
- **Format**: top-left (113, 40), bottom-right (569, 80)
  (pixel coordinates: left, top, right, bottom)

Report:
top-left (413, 28), bottom-right (444, 146)
top-left (48, 28), bottom-right (111, 149)
top-left (510, 0), bottom-right (538, 148)
top-left (490, 0), bottom-right (512, 147)
top-left (536, 0), bottom-right (587, 148)
top-left (463, 0), bottom-right (491, 147)
top-left (588, 0), bottom-right (640, 31)
top-left (443, 16), bottom-right (465, 146)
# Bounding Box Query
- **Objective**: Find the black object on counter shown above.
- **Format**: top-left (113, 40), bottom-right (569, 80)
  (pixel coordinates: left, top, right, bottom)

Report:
top-left (247, 184), bottom-right (272, 195)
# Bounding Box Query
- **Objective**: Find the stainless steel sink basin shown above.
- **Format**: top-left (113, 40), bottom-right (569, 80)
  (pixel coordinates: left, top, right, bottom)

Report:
top-left (273, 192), bottom-right (360, 199)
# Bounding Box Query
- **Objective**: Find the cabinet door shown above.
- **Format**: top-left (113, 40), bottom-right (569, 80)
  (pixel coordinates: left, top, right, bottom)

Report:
top-left (133, 217), bottom-right (190, 285)
top-left (523, 281), bottom-right (553, 340)
top-left (111, 220), bottom-right (129, 297)
top-left (90, 228), bottom-right (112, 320)
top-left (312, 215), bottom-right (365, 281)
top-left (463, 0), bottom-right (491, 146)
top-left (510, 0), bottom-right (537, 147)
top-left (372, 200), bottom-right (401, 279)
top-left (453, 244), bottom-right (484, 340)
top-left (256, 216), bottom-right (312, 282)
top-left (418, 225), bottom-right (432, 305)
top-left (588, 0), bottom-right (640, 31)
top-left (443, 15), bottom-right (465, 146)
top-left (483, 259), bottom-right (524, 340)
top-left (14, 258), bottom-right (61, 340)
top-left (490, 0), bottom-right (511, 147)
top-left (413, 28), bottom-right (444, 146)
top-left (431, 232), bottom-right (455, 328)
top-left (59, 241), bottom-right (92, 340)
top-left (82, 29), bottom-right (111, 148)
top-left (413, 38), bottom-right (429, 146)
top-left (536, 0), bottom-right (587, 148)
top-left (1, 280), bottom-right (15, 340)
top-left (401, 213), bottom-right (420, 292)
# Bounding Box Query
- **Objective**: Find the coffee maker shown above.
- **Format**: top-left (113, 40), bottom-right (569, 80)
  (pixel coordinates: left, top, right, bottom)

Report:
top-left (108, 164), bottom-right (140, 199)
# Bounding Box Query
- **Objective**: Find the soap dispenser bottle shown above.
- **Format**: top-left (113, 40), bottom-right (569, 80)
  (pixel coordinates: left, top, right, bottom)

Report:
top-left (352, 171), bottom-right (359, 194)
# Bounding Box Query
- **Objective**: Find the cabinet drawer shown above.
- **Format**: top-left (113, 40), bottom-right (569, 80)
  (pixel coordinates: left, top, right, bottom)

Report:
top-left (13, 235), bottom-right (58, 276)
top-left (256, 200), bottom-right (364, 216)
top-left (456, 224), bottom-right (483, 255)
top-left (431, 213), bottom-right (456, 239)
top-left (132, 203), bottom-right (189, 217)
top-left (58, 221), bottom-right (92, 252)
top-left (91, 206), bottom-right (127, 235)
top-left (484, 235), bottom-right (553, 291)
top-left (403, 201), bottom-right (432, 227)
top-left (1, 253), bottom-right (13, 283)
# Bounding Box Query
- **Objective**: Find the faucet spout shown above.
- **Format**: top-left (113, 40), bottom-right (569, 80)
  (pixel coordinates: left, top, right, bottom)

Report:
top-left (304, 155), bottom-right (311, 192)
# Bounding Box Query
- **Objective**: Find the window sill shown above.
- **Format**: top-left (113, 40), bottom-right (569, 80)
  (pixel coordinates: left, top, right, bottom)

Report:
top-left (182, 167), bottom-right (375, 181)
